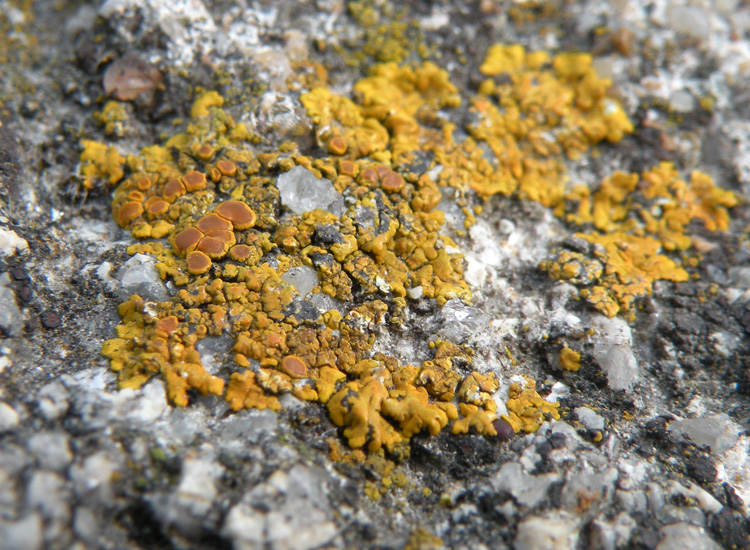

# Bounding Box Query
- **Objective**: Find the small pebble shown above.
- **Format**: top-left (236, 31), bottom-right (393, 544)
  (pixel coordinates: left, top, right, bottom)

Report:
top-left (0, 402), bottom-right (20, 432)
top-left (9, 267), bottom-right (28, 281)
top-left (18, 285), bottom-right (32, 302)
top-left (40, 310), bottom-right (61, 329)
top-left (492, 418), bottom-right (515, 442)
top-left (103, 54), bottom-right (162, 101)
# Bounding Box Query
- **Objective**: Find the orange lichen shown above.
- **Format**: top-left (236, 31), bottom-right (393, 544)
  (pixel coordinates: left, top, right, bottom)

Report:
top-left (381, 171), bottom-right (405, 193)
top-left (196, 213), bottom-right (233, 233)
top-left (117, 201), bottom-right (144, 226)
top-left (216, 159), bottom-right (237, 177)
top-left (452, 403), bottom-right (498, 436)
top-left (145, 197), bottom-right (169, 217)
top-left (228, 244), bottom-right (252, 261)
top-left (190, 90), bottom-right (224, 118)
top-left (186, 251), bottom-right (212, 274)
top-left (196, 144), bottom-right (214, 161)
top-left (328, 137), bottom-right (348, 155)
top-left (280, 355), bottom-right (308, 378)
top-left (226, 371), bottom-right (281, 411)
top-left (182, 170), bottom-right (207, 192)
top-left (216, 201), bottom-right (257, 229)
top-left (163, 178), bottom-right (186, 202)
top-left (173, 227), bottom-right (204, 255)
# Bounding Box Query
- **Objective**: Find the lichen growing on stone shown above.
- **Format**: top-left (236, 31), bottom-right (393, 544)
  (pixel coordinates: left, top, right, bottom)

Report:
top-left (558, 347), bottom-right (582, 372)
top-left (79, 139), bottom-right (126, 190)
top-left (541, 163), bottom-right (738, 317)
top-left (95, 64), bottom-right (524, 451)
top-left (502, 378), bottom-right (561, 433)
top-left (94, 39), bottom-right (736, 453)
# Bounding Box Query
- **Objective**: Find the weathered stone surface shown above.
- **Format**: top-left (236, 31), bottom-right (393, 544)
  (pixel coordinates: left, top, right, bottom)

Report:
top-left (2, 1), bottom-right (750, 549)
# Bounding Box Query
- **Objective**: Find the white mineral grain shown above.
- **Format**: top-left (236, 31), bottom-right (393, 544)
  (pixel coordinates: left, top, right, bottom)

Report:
top-left (0, 274), bottom-right (23, 338)
top-left (99, 0), bottom-right (217, 67)
top-left (222, 503), bottom-right (266, 550)
top-left (646, 482), bottom-right (666, 516)
top-left (709, 330), bottom-right (741, 358)
top-left (0, 513), bottom-right (43, 550)
top-left (668, 413), bottom-right (739, 454)
top-left (561, 469), bottom-right (618, 512)
top-left (590, 314), bottom-right (639, 392)
top-left (716, 434), bottom-right (750, 511)
top-left (0, 228), bottom-right (28, 257)
top-left (438, 300), bottom-right (489, 343)
top-left (36, 381), bottom-right (70, 421)
top-left (666, 481), bottom-right (722, 514)
top-left (308, 292), bottom-right (345, 313)
top-left (574, 407), bottom-right (606, 431)
top-left (617, 458), bottom-right (650, 491)
top-left (727, 266), bottom-right (750, 289)
top-left (72, 506), bottom-right (98, 543)
top-left (588, 512), bottom-right (636, 550)
top-left (126, 380), bottom-right (167, 424)
top-left (172, 457), bottom-right (222, 521)
top-left (282, 266), bottom-right (319, 298)
top-left (0, 402), bottom-right (20, 433)
top-left (26, 471), bottom-right (70, 522)
top-left (117, 253), bottom-right (169, 302)
top-left (655, 523), bottom-right (721, 550)
top-left (196, 335), bottom-right (234, 375)
top-left (27, 432), bottom-right (73, 471)
top-left (667, 5), bottom-right (711, 41)
top-left (669, 89), bottom-right (695, 112)
top-left (492, 462), bottom-right (561, 509)
top-left (220, 409), bottom-right (278, 445)
top-left (514, 514), bottom-right (579, 550)
top-left (277, 166), bottom-right (345, 217)
top-left (223, 465), bottom-right (339, 550)
top-left (615, 489), bottom-right (648, 515)
top-left (70, 452), bottom-right (118, 505)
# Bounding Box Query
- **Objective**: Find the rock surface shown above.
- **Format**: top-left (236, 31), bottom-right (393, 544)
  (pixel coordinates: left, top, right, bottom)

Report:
top-left (1, 0), bottom-right (750, 549)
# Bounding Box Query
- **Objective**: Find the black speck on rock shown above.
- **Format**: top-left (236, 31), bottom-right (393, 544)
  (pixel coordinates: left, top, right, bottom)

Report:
top-left (644, 416), bottom-right (670, 439)
top-left (284, 300), bottom-right (319, 323)
top-left (444, 435), bottom-right (499, 478)
top-left (673, 312), bottom-right (706, 335)
top-left (548, 432), bottom-right (567, 450)
top-left (314, 224), bottom-right (345, 245)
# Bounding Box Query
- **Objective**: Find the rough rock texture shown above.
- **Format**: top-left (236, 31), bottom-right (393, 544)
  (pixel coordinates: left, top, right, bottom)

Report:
top-left (2, 0), bottom-right (750, 549)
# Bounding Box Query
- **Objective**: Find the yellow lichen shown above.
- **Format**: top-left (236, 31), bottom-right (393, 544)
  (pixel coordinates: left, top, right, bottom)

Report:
top-left (502, 378), bottom-right (561, 433)
top-left (543, 162), bottom-right (736, 317)
top-left (559, 347), bottom-right (581, 372)
top-left (94, 39), bottom-right (735, 455)
top-left (79, 139), bottom-right (126, 189)
top-left (452, 403), bottom-right (498, 436)
top-left (94, 100), bottom-right (131, 137)
top-left (190, 90), bottom-right (225, 118)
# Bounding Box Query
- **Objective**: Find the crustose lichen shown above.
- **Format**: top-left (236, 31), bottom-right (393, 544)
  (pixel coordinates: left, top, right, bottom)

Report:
top-left (90, 42), bottom-right (735, 452)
